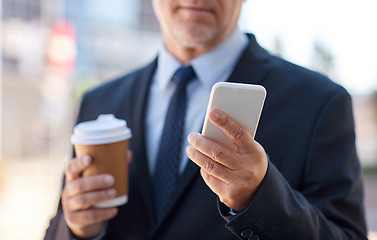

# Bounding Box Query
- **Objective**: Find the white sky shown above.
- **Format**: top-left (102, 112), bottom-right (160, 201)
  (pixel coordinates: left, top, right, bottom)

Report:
top-left (239, 0), bottom-right (377, 95)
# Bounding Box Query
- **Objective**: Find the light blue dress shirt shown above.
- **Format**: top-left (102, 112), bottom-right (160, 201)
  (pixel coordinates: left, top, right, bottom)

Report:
top-left (146, 28), bottom-right (249, 175)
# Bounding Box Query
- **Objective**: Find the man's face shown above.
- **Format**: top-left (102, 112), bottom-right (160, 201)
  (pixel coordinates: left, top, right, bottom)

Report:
top-left (152, 0), bottom-right (244, 49)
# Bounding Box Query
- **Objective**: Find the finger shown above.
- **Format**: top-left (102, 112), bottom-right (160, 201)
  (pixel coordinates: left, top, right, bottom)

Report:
top-left (199, 168), bottom-right (228, 202)
top-left (188, 132), bottom-right (235, 169)
top-left (64, 174), bottom-right (115, 198)
top-left (67, 189), bottom-right (117, 211)
top-left (209, 110), bottom-right (255, 152)
top-left (186, 145), bottom-right (232, 183)
top-left (66, 208), bottom-right (118, 228)
top-left (66, 155), bottom-right (92, 182)
top-left (200, 168), bottom-right (250, 211)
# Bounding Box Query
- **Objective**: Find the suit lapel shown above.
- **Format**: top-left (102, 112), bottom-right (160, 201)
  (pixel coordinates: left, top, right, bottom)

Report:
top-left (129, 58), bottom-right (158, 224)
top-left (227, 34), bottom-right (269, 86)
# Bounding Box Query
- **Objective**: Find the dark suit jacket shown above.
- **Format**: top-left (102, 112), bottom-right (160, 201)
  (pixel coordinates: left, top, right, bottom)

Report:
top-left (45, 34), bottom-right (367, 240)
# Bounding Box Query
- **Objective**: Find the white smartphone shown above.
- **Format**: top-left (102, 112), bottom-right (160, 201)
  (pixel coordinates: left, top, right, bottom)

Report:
top-left (201, 82), bottom-right (266, 147)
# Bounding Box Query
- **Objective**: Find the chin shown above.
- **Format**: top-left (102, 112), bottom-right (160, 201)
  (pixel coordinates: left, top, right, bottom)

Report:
top-left (173, 23), bottom-right (219, 48)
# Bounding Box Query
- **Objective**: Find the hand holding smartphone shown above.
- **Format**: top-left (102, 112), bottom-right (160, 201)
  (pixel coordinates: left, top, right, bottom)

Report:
top-left (201, 82), bottom-right (266, 148)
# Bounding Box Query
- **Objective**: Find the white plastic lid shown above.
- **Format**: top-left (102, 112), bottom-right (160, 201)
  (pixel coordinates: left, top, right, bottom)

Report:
top-left (71, 114), bottom-right (132, 145)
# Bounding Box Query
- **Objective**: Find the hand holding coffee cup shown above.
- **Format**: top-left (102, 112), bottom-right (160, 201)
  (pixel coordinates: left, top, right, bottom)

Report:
top-left (62, 154), bottom-right (118, 238)
top-left (62, 114), bottom-right (132, 238)
top-left (71, 114), bottom-right (132, 207)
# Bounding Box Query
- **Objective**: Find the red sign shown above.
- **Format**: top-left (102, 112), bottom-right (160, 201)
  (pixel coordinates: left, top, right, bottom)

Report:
top-left (47, 20), bottom-right (77, 71)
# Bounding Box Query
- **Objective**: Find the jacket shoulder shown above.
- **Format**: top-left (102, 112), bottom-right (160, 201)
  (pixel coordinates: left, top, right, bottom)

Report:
top-left (266, 53), bottom-right (349, 97)
top-left (76, 59), bottom-right (156, 123)
top-left (85, 66), bottom-right (147, 100)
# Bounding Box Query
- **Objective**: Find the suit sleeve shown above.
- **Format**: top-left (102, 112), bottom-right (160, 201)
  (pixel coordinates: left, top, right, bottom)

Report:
top-left (219, 89), bottom-right (367, 240)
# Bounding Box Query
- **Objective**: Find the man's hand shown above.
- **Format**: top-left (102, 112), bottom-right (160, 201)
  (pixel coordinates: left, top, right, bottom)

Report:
top-left (62, 155), bottom-right (118, 238)
top-left (186, 110), bottom-right (268, 212)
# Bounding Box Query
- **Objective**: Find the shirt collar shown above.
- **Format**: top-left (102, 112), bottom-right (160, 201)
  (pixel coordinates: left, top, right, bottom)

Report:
top-left (156, 28), bottom-right (249, 90)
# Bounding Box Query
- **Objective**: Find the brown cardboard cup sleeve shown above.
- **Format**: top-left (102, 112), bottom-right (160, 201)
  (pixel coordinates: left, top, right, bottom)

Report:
top-left (71, 114), bottom-right (132, 208)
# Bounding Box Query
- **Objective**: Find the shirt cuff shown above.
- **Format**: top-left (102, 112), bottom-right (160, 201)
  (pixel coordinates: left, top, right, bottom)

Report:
top-left (228, 208), bottom-right (239, 216)
top-left (217, 198), bottom-right (239, 222)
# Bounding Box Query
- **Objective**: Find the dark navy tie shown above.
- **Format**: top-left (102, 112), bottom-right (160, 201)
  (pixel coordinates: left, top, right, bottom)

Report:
top-left (153, 65), bottom-right (196, 220)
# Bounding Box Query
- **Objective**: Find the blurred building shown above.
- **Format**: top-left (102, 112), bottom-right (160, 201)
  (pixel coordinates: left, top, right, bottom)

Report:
top-left (64, 0), bottom-right (160, 81)
top-left (139, 0), bottom-right (160, 31)
top-left (2, 0), bottom-right (41, 20)
top-left (1, 0), bottom-right (160, 159)
top-left (353, 95), bottom-right (377, 167)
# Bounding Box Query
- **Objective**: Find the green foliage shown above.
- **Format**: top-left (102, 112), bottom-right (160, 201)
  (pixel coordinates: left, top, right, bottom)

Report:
top-left (73, 78), bottom-right (101, 102)
top-left (362, 164), bottom-right (377, 175)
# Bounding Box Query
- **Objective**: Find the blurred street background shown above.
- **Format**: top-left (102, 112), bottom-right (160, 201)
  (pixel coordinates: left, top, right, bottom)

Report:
top-left (0, 0), bottom-right (376, 239)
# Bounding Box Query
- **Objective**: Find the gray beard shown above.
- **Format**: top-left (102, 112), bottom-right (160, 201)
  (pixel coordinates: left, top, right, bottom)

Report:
top-left (172, 23), bottom-right (219, 48)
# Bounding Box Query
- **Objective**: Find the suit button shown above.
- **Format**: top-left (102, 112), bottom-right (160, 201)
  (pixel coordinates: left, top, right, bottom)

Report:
top-left (241, 229), bottom-right (253, 238)
top-left (249, 234), bottom-right (260, 240)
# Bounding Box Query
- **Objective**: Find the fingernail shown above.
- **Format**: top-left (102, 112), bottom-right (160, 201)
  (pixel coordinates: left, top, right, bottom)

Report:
top-left (210, 110), bottom-right (220, 121)
top-left (82, 155), bottom-right (90, 165)
top-left (107, 189), bottom-right (116, 197)
top-left (104, 175), bottom-right (114, 185)
top-left (187, 133), bottom-right (193, 142)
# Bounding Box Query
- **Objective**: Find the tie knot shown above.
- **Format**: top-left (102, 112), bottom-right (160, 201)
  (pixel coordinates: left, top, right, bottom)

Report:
top-left (173, 65), bottom-right (196, 87)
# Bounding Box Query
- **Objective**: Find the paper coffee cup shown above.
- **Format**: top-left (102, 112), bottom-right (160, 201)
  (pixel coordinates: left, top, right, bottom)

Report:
top-left (71, 114), bottom-right (132, 208)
